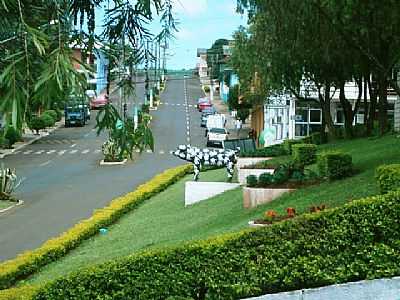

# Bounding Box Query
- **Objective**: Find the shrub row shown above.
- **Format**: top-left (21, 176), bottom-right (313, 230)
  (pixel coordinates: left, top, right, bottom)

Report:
top-left (317, 151), bottom-right (353, 180)
top-left (240, 144), bottom-right (287, 157)
top-left (0, 164), bottom-right (192, 290)
top-left (283, 139), bottom-right (306, 154)
top-left (18, 190), bottom-right (400, 300)
top-left (292, 143), bottom-right (317, 166)
top-left (376, 164), bottom-right (400, 194)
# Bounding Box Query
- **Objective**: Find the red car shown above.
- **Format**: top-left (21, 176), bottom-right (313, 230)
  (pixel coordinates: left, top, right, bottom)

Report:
top-left (197, 97), bottom-right (212, 112)
top-left (90, 94), bottom-right (109, 109)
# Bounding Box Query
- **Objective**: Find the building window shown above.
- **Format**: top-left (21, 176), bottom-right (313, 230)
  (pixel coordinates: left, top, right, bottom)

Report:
top-left (294, 106), bottom-right (322, 137)
top-left (310, 109), bottom-right (321, 123)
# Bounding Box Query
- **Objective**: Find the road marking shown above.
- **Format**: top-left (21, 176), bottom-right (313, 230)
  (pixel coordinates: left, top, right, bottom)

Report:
top-left (23, 150), bottom-right (33, 155)
top-left (12, 151), bottom-right (21, 155)
top-left (39, 160), bottom-right (52, 167)
top-left (84, 133), bottom-right (90, 138)
top-left (82, 149), bottom-right (90, 154)
top-left (159, 150), bottom-right (165, 154)
top-left (58, 150), bottom-right (66, 156)
top-left (70, 144), bottom-right (76, 148)
top-left (34, 150), bottom-right (45, 155)
top-left (91, 128), bottom-right (96, 132)
top-left (46, 150), bottom-right (56, 154)
top-left (94, 149), bottom-right (101, 154)
top-left (70, 149), bottom-right (78, 154)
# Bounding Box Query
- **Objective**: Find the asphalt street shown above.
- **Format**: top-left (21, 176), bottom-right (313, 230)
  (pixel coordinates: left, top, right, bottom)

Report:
top-left (0, 76), bottom-right (206, 261)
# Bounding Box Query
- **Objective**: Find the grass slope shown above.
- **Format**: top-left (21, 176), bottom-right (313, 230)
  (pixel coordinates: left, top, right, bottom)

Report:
top-left (19, 135), bottom-right (400, 286)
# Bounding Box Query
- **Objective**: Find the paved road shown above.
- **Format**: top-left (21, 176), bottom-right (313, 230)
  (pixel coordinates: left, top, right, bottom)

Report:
top-left (0, 76), bottom-right (206, 261)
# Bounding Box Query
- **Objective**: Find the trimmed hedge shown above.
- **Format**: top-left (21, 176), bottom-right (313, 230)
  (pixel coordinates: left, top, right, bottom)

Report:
top-left (376, 164), bottom-right (400, 194)
top-left (18, 190), bottom-right (400, 300)
top-left (317, 151), bottom-right (352, 180)
top-left (240, 144), bottom-right (287, 158)
top-left (0, 164), bottom-right (192, 290)
top-left (292, 143), bottom-right (317, 166)
top-left (283, 139), bottom-right (305, 154)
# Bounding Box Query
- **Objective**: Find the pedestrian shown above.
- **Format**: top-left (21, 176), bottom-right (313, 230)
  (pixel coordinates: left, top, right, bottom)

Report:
top-left (236, 119), bottom-right (242, 138)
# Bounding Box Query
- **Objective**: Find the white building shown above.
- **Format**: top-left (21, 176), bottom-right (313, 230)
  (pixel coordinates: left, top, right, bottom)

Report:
top-left (196, 48), bottom-right (208, 82)
top-left (262, 81), bottom-right (398, 145)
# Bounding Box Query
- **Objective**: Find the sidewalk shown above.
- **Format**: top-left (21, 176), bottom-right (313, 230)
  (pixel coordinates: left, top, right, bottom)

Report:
top-left (0, 119), bottom-right (65, 159)
top-left (207, 92), bottom-right (251, 140)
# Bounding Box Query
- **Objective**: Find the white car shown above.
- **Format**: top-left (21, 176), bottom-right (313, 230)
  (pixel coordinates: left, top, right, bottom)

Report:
top-left (207, 127), bottom-right (228, 147)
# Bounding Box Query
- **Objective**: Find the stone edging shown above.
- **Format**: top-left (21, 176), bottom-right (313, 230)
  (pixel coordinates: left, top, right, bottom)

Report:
top-left (99, 159), bottom-right (128, 166)
top-left (0, 200), bottom-right (24, 214)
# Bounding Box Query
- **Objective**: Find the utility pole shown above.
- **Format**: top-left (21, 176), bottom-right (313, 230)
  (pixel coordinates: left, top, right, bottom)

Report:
top-left (145, 40), bottom-right (150, 106)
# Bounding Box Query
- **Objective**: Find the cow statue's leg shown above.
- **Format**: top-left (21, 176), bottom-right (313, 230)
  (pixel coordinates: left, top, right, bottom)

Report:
top-left (226, 161), bottom-right (234, 181)
top-left (193, 161), bottom-right (201, 181)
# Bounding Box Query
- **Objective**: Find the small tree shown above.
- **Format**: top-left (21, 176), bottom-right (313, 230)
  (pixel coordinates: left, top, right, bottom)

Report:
top-left (4, 126), bottom-right (20, 149)
top-left (29, 117), bottom-right (46, 135)
top-left (237, 108), bottom-right (250, 123)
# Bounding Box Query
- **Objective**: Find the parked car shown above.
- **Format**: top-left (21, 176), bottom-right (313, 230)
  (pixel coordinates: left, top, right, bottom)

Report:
top-left (207, 127), bottom-right (228, 147)
top-left (198, 100), bottom-right (212, 112)
top-left (200, 107), bottom-right (217, 127)
top-left (91, 94), bottom-right (109, 109)
top-left (85, 90), bottom-right (97, 102)
top-left (197, 97), bottom-right (211, 111)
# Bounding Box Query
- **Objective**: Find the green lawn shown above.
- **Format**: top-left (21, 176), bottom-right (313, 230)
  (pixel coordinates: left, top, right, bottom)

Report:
top-left (19, 134), bottom-right (400, 286)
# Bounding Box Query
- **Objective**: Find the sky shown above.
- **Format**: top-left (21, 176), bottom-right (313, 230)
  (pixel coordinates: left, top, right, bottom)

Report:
top-left (95, 0), bottom-right (247, 70)
top-left (168, 0), bottom-right (247, 69)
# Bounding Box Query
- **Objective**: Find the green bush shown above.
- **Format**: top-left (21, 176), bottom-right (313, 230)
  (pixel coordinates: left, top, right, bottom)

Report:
top-left (4, 126), bottom-right (20, 148)
top-left (240, 144), bottom-right (287, 158)
top-left (237, 108), bottom-right (250, 123)
top-left (246, 175), bottom-right (258, 187)
top-left (258, 172), bottom-right (274, 186)
top-left (292, 143), bottom-right (317, 166)
top-left (28, 117), bottom-right (46, 135)
top-left (27, 190), bottom-right (400, 300)
top-left (317, 151), bottom-right (352, 180)
top-left (283, 139), bottom-right (305, 154)
top-left (375, 164), bottom-right (400, 194)
top-left (0, 165), bottom-right (192, 290)
top-left (203, 86), bottom-right (210, 93)
top-left (42, 110), bottom-right (58, 123)
top-left (54, 109), bottom-right (63, 122)
top-left (310, 132), bottom-right (322, 145)
top-left (40, 114), bottom-right (55, 128)
top-left (141, 104), bottom-right (150, 114)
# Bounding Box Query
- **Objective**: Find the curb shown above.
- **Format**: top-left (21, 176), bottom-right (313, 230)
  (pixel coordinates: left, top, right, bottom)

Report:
top-left (0, 200), bottom-right (24, 214)
top-left (0, 120), bottom-right (64, 159)
top-left (99, 159), bottom-right (128, 166)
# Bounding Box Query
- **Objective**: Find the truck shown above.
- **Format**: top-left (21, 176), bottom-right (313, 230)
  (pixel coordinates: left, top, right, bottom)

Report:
top-left (206, 114), bottom-right (226, 131)
top-left (64, 94), bottom-right (89, 127)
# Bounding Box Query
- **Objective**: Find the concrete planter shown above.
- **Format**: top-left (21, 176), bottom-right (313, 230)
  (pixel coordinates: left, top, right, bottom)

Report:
top-left (237, 157), bottom-right (272, 169)
top-left (238, 168), bottom-right (274, 185)
top-left (100, 159), bottom-right (128, 166)
top-left (243, 187), bottom-right (295, 209)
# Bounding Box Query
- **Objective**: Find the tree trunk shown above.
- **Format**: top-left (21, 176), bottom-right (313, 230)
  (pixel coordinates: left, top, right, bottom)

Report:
top-left (339, 82), bottom-right (354, 138)
top-left (377, 73), bottom-right (389, 135)
top-left (319, 84), bottom-right (336, 139)
top-left (366, 77), bottom-right (378, 136)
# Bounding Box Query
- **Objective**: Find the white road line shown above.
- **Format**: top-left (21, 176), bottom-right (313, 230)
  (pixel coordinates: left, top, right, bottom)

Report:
top-left (23, 150), bottom-right (33, 155)
top-left (70, 144), bottom-right (76, 148)
top-left (70, 150), bottom-right (78, 154)
top-left (39, 160), bottom-right (52, 167)
top-left (94, 149), bottom-right (101, 154)
top-left (91, 128), bottom-right (96, 132)
top-left (46, 150), bottom-right (56, 154)
top-left (82, 149), bottom-right (90, 154)
top-left (12, 151), bottom-right (21, 155)
top-left (164, 102), bottom-right (169, 105)
top-left (176, 103), bottom-right (181, 106)
top-left (187, 137), bottom-right (190, 143)
top-left (34, 150), bottom-right (44, 155)
top-left (58, 150), bottom-right (66, 156)
top-left (159, 150), bottom-right (165, 154)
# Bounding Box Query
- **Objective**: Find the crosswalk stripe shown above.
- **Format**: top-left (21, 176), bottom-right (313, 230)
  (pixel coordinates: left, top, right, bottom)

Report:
top-left (94, 149), bottom-right (101, 154)
top-left (58, 150), bottom-right (66, 156)
top-left (46, 150), bottom-right (56, 154)
top-left (70, 150), bottom-right (78, 154)
top-left (82, 149), bottom-right (90, 154)
top-left (23, 150), bottom-right (33, 155)
top-left (159, 150), bottom-right (165, 154)
top-left (35, 150), bottom-right (44, 154)
top-left (12, 151), bottom-right (21, 155)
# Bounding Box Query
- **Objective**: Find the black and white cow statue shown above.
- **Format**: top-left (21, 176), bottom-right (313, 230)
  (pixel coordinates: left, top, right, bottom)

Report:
top-left (172, 145), bottom-right (239, 181)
